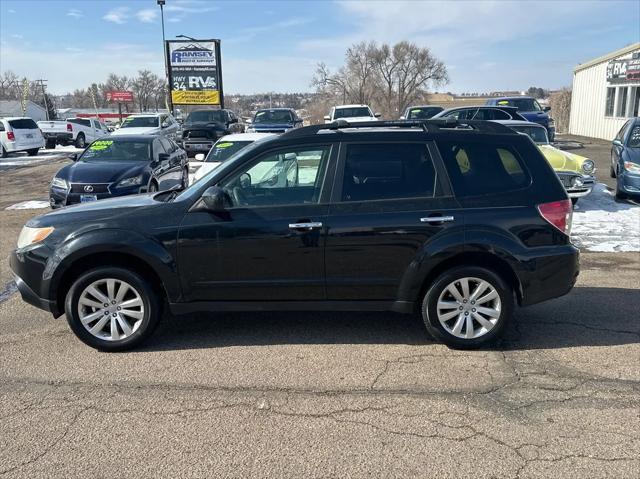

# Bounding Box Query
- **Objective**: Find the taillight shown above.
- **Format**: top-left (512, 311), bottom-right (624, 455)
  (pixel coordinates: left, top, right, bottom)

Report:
top-left (537, 199), bottom-right (572, 235)
top-left (67, 123), bottom-right (73, 132)
top-left (6, 131), bottom-right (15, 141)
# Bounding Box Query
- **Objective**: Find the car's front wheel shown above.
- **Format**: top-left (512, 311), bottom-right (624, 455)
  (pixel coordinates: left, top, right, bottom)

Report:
top-left (421, 267), bottom-right (513, 349)
top-left (65, 267), bottom-right (161, 351)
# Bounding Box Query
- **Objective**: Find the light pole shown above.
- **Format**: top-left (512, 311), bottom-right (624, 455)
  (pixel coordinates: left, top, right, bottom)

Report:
top-left (176, 34), bottom-right (197, 41)
top-left (157, 0), bottom-right (170, 113)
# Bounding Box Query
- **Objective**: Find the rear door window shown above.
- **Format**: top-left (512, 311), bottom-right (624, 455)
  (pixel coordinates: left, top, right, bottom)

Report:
top-left (341, 143), bottom-right (437, 201)
top-left (8, 119), bottom-right (38, 129)
top-left (437, 141), bottom-right (530, 197)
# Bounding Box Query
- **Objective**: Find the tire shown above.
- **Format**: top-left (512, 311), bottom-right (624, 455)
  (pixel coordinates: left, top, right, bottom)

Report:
top-left (64, 267), bottom-right (161, 351)
top-left (421, 266), bottom-right (513, 349)
top-left (615, 177), bottom-right (627, 200)
top-left (1, 145), bottom-right (8, 158)
top-left (27, 148), bottom-right (40, 156)
top-left (75, 133), bottom-right (86, 149)
top-left (46, 139), bottom-right (56, 149)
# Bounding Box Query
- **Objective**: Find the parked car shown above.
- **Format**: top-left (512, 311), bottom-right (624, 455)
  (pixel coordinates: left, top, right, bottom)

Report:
top-left (611, 117), bottom-right (640, 199)
top-left (48, 135), bottom-right (187, 208)
top-left (486, 96), bottom-right (555, 142)
top-left (0, 117), bottom-right (45, 157)
top-left (117, 113), bottom-right (180, 141)
top-left (180, 109), bottom-right (243, 157)
top-left (188, 132), bottom-right (276, 185)
top-left (399, 105), bottom-right (444, 120)
top-left (325, 104), bottom-right (380, 123)
top-left (432, 105), bottom-right (527, 121)
top-left (38, 118), bottom-right (109, 149)
top-left (495, 120), bottom-right (595, 204)
top-left (11, 118), bottom-right (579, 351)
top-left (247, 108), bottom-right (302, 134)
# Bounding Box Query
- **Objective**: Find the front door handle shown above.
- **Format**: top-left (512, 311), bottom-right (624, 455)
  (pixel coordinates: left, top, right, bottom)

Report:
top-left (289, 222), bottom-right (323, 230)
top-left (420, 216), bottom-right (455, 223)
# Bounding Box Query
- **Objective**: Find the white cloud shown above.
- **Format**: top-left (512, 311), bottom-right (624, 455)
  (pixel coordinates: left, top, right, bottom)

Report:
top-left (136, 9), bottom-right (158, 23)
top-left (66, 8), bottom-right (83, 19)
top-left (164, 0), bottom-right (218, 22)
top-left (103, 7), bottom-right (130, 24)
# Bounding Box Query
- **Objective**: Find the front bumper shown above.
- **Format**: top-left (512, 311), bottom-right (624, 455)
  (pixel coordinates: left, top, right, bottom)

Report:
top-left (10, 245), bottom-right (61, 317)
top-left (557, 172), bottom-right (596, 198)
top-left (618, 171), bottom-right (640, 196)
top-left (49, 184), bottom-right (145, 208)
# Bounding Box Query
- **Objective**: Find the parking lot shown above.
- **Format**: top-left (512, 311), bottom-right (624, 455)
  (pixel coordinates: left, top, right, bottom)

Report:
top-left (1, 137), bottom-right (639, 478)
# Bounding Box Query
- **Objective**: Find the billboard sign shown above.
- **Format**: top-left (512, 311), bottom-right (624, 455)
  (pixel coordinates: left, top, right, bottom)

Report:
top-left (606, 55), bottom-right (640, 84)
top-left (166, 40), bottom-right (223, 106)
top-left (106, 91), bottom-right (134, 103)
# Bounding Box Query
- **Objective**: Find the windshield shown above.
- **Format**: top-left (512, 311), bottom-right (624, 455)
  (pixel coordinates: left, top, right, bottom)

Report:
top-left (407, 107), bottom-right (442, 120)
top-left (80, 140), bottom-right (151, 162)
top-left (253, 110), bottom-right (294, 124)
top-left (496, 98), bottom-right (542, 112)
top-left (205, 140), bottom-right (252, 163)
top-left (512, 125), bottom-right (549, 144)
top-left (187, 110), bottom-right (225, 123)
top-left (121, 116), bottom-right (159, 128)
top-left (628, 126), bottom-right (640, 148)
top-left (334, 107), bottom-right (372, 119)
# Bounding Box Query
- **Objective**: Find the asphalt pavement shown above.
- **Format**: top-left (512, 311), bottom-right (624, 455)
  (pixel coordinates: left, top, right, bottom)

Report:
top-left (0, 135), bottom-right (638, 478)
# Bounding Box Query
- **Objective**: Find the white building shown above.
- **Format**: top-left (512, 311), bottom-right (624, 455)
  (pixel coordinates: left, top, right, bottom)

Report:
top-left (0, 100), bottom-right (48, 122)
top-left (569, 43), bottom-right (640, 140)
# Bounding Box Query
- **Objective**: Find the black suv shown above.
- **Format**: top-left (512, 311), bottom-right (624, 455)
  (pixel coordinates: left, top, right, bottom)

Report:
top-left (10, 119), bottom-right (579, 351)
top-left (180, 109), bottom-right (243, 156)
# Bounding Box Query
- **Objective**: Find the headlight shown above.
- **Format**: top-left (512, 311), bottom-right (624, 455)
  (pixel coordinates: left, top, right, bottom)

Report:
top-left (51, 177), bottom-right (68, 190)
top-left (17, 226), bottom-right (54, 249)
top-left (624, 161), bottom-right (640, 174)
top-left (117, 174), bottom-right (143, 187)
top-left (581, 159), bottom-right (595, 174)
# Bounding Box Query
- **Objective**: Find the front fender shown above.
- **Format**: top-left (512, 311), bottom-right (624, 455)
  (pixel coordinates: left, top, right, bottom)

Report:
top-left (45, 228), bottom-right (180, 303)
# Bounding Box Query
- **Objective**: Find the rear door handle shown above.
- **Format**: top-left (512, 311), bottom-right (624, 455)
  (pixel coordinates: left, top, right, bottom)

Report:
top-left (420, 216), bottom-right (455, 223)
top-left (289, 222), bottom-right (323, 230)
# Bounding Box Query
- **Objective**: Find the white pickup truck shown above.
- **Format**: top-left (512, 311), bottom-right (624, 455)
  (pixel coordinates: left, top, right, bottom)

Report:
top-left (38, 118), bottom-right (109, 149)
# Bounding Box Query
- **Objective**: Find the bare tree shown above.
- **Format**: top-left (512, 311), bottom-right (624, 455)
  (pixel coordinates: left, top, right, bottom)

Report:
top-left (132, 70), bottom-right (158, 112)
top-left (549, 88), bottom-right (572, 134)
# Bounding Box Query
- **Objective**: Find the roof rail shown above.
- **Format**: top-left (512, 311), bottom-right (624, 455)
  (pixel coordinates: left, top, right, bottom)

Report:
top-left (280, 118), bottom-right (515, 139)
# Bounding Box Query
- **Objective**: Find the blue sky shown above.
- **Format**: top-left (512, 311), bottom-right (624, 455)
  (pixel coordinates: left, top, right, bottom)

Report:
top-left (1, 0), bottom-right (639, 95)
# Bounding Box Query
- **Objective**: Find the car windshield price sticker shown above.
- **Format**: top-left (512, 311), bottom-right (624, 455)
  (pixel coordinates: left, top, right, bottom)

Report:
top-left (89, 140), bottom-right (114, 151)
top-left (167, 40), bottom-right (222, 105)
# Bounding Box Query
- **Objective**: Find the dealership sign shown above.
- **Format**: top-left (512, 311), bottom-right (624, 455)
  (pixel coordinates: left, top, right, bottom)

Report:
top-left (166, 40), bottom-right (223, 106)
top-left (606, 55), bottom-right (640, 84)
top-left (105, 91), bottom-right (134, 103)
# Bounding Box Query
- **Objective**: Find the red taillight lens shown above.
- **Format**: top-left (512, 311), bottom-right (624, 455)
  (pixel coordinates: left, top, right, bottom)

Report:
top-left (537, 199), bottom-right (572, 235)
top-left (67, 123), bottom-right (73, 132)
top-left (7, 131), bottom-right (15, 141)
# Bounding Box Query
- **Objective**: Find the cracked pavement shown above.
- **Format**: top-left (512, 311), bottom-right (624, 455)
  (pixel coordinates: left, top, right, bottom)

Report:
top-left (0, 252), bottom-right (638, 478)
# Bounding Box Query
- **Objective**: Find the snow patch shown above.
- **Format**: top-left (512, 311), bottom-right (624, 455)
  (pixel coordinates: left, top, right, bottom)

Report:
top-left (5, 200), bottom-right (50, 210)
top-left (571, 183), bottom-right (640, 252)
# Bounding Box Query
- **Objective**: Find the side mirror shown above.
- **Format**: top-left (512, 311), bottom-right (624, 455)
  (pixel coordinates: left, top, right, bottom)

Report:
top-left (157, 153), bottom-right (170, 164)
top-left (543, 106), bottom-right (551, 112)
top-left (374, 113), bottom-right (381, 118)
top-left (323, 115), bottom-right (330, 121)
top-left (612, 139), bottom-right (623, 147)
top-left (201, 186), bottom-right (227, 211)
top-left (194, 153), bottom-right (205, 161)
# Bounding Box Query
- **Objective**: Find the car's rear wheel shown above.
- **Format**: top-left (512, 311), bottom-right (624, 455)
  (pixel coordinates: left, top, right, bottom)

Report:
top-left (75, 133), bottom-right (86, 149)
top-left (46, 139), bottom-right (56, 149)
top-left (65, 267), bottom-right (161, 351)
top-left (27, 148), bottom-right (40, 156)
top-left (421, 267), bottom-right (513, 349)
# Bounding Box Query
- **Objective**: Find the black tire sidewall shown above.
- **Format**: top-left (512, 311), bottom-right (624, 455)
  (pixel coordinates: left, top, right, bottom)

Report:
top-left (421, 266), bottom-right (513, 349)
top-left (75, 134), bottom-right (85, 148)
top-left (65, 267), bottom-right (160, 351)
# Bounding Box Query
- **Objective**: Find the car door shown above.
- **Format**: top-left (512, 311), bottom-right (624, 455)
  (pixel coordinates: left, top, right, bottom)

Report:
top-left (324, 141), bottom-right (462, 301)
top-left (178, 143), bottom-right (336, 302)
top-left (159, 137), bottom-right (184, 186)
top-left (151, 138), bottom-right (171, 189)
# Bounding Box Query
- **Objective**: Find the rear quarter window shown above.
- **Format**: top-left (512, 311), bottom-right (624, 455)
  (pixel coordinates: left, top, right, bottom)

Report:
top-left (437, 141), bottom-right (530, 197)
top-left (8, 119), bottom-right (38, 129)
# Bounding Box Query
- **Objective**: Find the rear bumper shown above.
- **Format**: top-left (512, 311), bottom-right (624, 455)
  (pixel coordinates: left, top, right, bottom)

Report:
top-left (518, 245), bottom-right (580, 306)
top-left (43, 132), bottom-right (73, 143)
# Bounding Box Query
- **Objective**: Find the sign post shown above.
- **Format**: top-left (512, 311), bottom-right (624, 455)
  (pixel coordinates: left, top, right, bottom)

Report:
top-left (165, 39), bottom-right (223, 110)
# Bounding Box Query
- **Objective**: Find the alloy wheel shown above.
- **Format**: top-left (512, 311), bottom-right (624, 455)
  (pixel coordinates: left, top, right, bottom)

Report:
top-left (436, 277), bottom-right (501, 339)
top-left (77, 278), bottom-right (145, 341)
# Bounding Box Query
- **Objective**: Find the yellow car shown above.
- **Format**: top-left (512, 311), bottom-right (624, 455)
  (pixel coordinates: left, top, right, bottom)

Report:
top-left (496, 120), bottom-right (596, 204)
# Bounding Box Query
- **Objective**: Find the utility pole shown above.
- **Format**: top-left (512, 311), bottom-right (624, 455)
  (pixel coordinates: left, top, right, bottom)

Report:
top-left (35, 79), bottom-right (50, 120)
